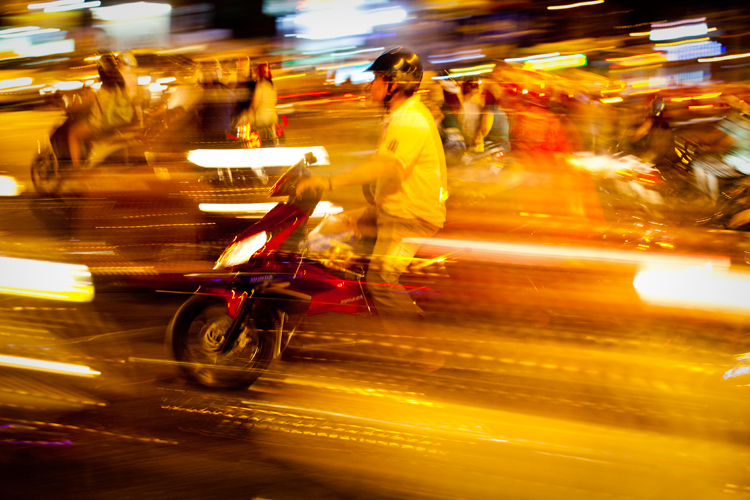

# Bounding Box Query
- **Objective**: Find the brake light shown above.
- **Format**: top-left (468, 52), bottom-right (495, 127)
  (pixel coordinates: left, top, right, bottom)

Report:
top-left (637, 172), bottom-right (662, 184)
top-left (616, 169), bottom-right (634, 178)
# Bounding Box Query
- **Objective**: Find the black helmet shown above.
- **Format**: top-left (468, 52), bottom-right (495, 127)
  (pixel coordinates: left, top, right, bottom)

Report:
top-left (97, 53), bottom-right (119, 74)
top-left (96, 52), bottom-right (125, 87)
top-left (461, 75), bottom-right (481, 95)
top-left (367, 46), bottom-right (423, 97)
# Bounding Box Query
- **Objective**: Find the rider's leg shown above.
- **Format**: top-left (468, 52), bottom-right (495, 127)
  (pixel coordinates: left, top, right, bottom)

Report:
top-left (365, 213), bottom-right (439, 326)
top-left (68, 120), bottom-right (93, 169)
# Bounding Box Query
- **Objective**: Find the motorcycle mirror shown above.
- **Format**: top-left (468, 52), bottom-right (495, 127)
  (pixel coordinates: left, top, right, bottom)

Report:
top-left (305, 152), bottom-right (317, 165)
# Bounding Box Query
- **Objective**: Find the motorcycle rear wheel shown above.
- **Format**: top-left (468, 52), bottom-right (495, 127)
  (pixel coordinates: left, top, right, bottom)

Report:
top-left (30, 151), bottom-right (62, 196)
top-left (166, 294), bottom-right (274, 389)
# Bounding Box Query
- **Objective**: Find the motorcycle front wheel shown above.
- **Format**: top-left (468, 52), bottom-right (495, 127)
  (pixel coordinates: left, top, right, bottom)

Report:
top-left (166, 294), bottom-right (274, 389)
top-left (30, 151), bottom-right (62, 196)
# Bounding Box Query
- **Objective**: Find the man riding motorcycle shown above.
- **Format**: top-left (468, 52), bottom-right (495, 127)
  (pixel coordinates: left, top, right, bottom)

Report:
top-left (295, 47), bottom-right (448, 369)
top-left (68, 52), bottom-right (139, 170)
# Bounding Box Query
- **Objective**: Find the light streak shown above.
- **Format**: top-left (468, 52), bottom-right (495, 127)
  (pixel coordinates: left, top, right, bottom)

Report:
top-left (448, 63), bottom-right (496, 74)
top-left (0, 28), bottom-right (59, 38)
top-left (699, 52), bottom-right (750, 63)
top-left (523, 54), bottom-right (586, 71)
top-left (0, 354), bottom-right (100, 377)
top-left (652, 18), bottom-right (706, 28)
top-left (28, 0), bottom-right (82, 9)
top-left (0, 175), bottom-right (22, 196)
top-left (200, 201), bottom-right (343, 217)
top-left (404, 238), bottom-right (731, 269)
top-left (634, 263), bottom-right (750, 314)
top-left (274, 73), bottom-right (307, 81)
top-left (0, 77), bottom-right (33, 89)
top-left (188, 147), bottom-right (330, 168)
top-left (671, 92), bottom-right (722, 102)
top-left (630, 88), bottom-right (666, 95)
top-left (505, 52), bottom-right (560, 63)
top-left (278, 91), bottom-right (329, 99)
top-left (606, 52), bottom-right (663, 62)
top-left (44, 0), bottom-right (99, 12)
top-left (650, 23), bottom-right (708, 41)
top-left (547, 0), bottom-right (604, 10)
top-left (0, 257), bottom-right (93, 302)
top-left (689, 104), bottom-right (714, 110)
top-left (601, 97), bottom-right (623, 103)
top-left (655, 37), bottom-right (710, 47)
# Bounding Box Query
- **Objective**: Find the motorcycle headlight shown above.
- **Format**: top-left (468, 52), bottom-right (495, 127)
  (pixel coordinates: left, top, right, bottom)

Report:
top-left (214, 231), bottom-right (267, 269)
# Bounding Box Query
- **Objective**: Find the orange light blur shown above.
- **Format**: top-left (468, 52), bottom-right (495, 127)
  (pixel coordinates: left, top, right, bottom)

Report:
top-left (606, 52), bottom-right (663, 62)
top-left (278, 90), bottom-right (330, 99)
top-left (630, 88), bottom-right (666, 95)
top-left (689, 104), bottom-right (714, 110)
top-left (295, 95), bottom-right (366, 106)
top-left (671, 92), bottom-right (722, 102)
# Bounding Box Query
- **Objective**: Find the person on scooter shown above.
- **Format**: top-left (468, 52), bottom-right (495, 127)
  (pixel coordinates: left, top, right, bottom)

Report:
top-left (68, 52), bottom-right (136, 170)
top-left (296, 47), bottom-right (448, 361)
top-left (236, 61), bottom-right (278, 145)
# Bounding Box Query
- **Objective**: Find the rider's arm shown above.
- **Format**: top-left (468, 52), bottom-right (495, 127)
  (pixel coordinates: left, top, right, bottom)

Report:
top-left (632, 117), bottom-right (653, 143)
top-left (296, 154), bottom-right (401, 195)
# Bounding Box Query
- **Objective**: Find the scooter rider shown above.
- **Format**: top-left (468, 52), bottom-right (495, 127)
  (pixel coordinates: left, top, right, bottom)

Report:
top-left (296, 47), bottom-right (448, 343)
top-left (68, 52), bottom-right (136, 169)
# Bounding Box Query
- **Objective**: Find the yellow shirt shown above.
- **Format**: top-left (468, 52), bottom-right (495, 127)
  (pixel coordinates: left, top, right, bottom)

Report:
top-left (375, 96), bottom-right (448, 228)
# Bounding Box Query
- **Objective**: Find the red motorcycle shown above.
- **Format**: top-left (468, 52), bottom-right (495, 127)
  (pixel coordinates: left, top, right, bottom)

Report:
top-left (166, 152), bottom-right (449, 389)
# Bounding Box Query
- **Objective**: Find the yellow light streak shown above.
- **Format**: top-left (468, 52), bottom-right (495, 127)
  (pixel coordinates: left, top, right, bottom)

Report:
top-left (698, 52), bottom-right (750, 63)
top-left (655, 37), bottom-right (709, 47)
top-left (0, 257), bottom-right (94, 302)
top-left (448, 63), bottom-right (495, 74)
top-left (0, 175), bottom-right (21, 196)
top-left (275, 73), bottom-right (307, 80)
top-left (629, 32), bottom-right (651, 37)
top-left (630, 88), bottom-right (666, 95)
top-left (547, 0), bottom-right (603, 10)
top-left (606, 52), bottom-right (663, 62)
top-left (403, 238), bottom-right (731, 269)
top-left (524, 54), bottom-right (586, 71)
top-left (601, 84), bottom-right (625, 93)
top-left (601, 97), bottom-right (623, 103)
top-left (0, 354), bottom-right (100, 377)
top-left (671, 91), bottom-right (722, 102)
top-left (634, 264), bottom-right (750, 314)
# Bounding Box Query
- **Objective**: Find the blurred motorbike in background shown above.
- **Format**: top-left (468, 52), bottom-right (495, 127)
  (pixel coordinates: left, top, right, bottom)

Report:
top-left (30, 85), bottom-right (147, 196)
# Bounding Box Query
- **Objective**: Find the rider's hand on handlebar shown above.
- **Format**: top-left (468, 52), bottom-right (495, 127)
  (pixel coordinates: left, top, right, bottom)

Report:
top-left (295, 175), bottom-right (330, 197)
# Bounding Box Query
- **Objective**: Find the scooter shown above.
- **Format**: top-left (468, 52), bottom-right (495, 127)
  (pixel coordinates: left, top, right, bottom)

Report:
top-left (30, 87), bottom-right (147, 196)
top-left (165, 152), bottom-right (450, 389)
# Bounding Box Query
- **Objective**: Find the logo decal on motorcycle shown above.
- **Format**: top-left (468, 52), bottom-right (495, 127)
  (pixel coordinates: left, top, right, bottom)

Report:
top-left (249, 275), bottom-right (274, 282)
top-left (341, 295), bottom-right (363, 304)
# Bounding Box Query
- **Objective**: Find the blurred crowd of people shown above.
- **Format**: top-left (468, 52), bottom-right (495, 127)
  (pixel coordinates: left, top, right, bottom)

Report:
top-left (60, 51), bottom-right (282, 168)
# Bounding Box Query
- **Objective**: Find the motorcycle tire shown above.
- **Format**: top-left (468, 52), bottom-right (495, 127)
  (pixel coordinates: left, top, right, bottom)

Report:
top-left (166, 294), bottom-right (274, 389)
top-left (30, 151), bottom-right (62, 196)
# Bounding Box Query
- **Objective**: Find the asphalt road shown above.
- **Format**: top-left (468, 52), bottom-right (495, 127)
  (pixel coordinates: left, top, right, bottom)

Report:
top-left (2, 107), bottom-right (750, 499)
